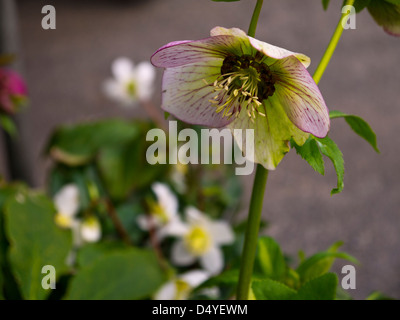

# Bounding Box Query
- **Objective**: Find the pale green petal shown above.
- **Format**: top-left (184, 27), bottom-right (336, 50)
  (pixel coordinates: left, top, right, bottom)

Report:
top-left (228, 98), bottom-right (309, 170)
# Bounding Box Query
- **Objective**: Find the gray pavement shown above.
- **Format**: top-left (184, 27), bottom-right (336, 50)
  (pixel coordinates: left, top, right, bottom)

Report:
top-left (1, 0), bottom-right (399, 299)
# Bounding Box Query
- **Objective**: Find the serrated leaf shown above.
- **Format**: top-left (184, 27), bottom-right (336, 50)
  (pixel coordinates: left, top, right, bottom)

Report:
top-left (255, 237), bottom-right (287, 281)
top-left (65, 249), bottom-right (165, 300)
top-left (315, 136), bottom-right (344, 195)
top-left (296, 241), bottom-right (358, 284)
top-left (291, 138), bottom-right (325, 175)
top-left (295, 273), bottom-right (338, 300)
top-left (4, 192), bottom-right (72, 300)
top-left (252, 279), bottom-right (297, 300)
top-left (330, 110), bottom-right (379, 153)
top-left (322, 0), bottom-right (331, 10)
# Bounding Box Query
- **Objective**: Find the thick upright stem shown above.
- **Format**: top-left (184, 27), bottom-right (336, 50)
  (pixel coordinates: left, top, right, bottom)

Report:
top-left (236, 164), bottom-right (268, 299)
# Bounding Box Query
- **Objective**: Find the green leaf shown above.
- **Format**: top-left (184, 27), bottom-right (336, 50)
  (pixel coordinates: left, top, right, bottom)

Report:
top-left (252, 279), bottom-right (297, 300)
top-left (197, 269), bottom-right (240, 289)
top-left (255, 237), bottom-right (287, 281)
top-left (330, 110), bottom-right (379, 153)
top-left (0, 114), bottom-right (17, 137)
top-left (384, 0), bottom-right (400, 5)
top-left (97, 135), bottom-right (168, 200)
top-left (291, 138), bottom-right (325, 175)
top-left (342, 0), bottom-right (372, 12)
top-left (366, 291), bottom-right (394, 300)
top-left (77, 242), bottom-right (130, 268)
top-left (315, 136), bottom-right (344, 195)
top-left (164, 111), bottom-right (170, 120)
top-left (322, 0), bottom-right (331, 10)
top-left (46, 119), bottom-right (140, 166)
top-left (296, 241), bottom-right (358, 284)
top-left (65, 249), bottom-right (164, 299)
top-left (295, 273), bottom-right (338, 300)
top-left (4, 192), bottom-right (72, 300)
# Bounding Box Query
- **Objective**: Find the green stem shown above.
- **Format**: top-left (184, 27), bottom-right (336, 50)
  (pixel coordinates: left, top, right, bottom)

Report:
top-left (248, 0), bottom-right (263, 37)
top-left (237, 164), bottom-right (268, 299)
top-left (236, 0), bottom-right (355, 300)
top-left (313, 0), bottom-right (355, 84)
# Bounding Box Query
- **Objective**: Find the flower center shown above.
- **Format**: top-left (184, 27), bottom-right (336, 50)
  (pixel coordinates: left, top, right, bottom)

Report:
top-left (207, 54), bottom-right (276, 121)
top-left (126, 81), bottom-right (136, 97)
top-left (149, 201), bottom-right (169, 224)
top-left (184, 226), bottom-right (211, 256)
top-left (174, 279), bottom-right (191, 300)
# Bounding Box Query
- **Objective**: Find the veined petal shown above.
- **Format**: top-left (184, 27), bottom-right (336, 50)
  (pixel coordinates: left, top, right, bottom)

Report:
top-left (161, 60), bottom-right (235, 127)
top-left (228, 99), bottom-right (309, 170)
top-left (151, 35), bottom-right (253, 68)
top-left (249, 37), bottom-right (311, 68)
top-left (271, 55), bottom-right (330, 138)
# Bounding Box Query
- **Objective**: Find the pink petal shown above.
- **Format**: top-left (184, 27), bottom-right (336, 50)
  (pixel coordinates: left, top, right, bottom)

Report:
top-left (160, 60), bottom-right (235, 127)
top-left (270, 56), bottom-right (330, 138)
top-left (151, 35), bottom-right (252, 68)
top-left (249, 37), bottom-right (310, 68)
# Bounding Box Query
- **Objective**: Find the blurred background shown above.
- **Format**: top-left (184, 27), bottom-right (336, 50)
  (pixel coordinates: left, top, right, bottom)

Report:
top-left (0, 0), bottom-right (399, 299)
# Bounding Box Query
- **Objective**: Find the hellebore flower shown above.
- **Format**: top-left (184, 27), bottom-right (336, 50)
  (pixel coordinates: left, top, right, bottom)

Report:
top-left (151, 27), bottom-right (330, 169)
top-left (0, 68), bottom-right (27, 114)
top-left (103, 57), bottom-right (156, 106)
top-left (154, 270), bottom-right (210, 300)
top-left (170, 207), bottom-right (234, 275)
top-left (137, 182), bottom-right (186, 239)
top-left (367, 0), bottom-right (400, 37)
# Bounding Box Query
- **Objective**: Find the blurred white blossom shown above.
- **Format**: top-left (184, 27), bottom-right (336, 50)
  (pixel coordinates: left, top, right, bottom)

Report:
top-left (54, 184), bottom-right (80, 228)
top-left (80, 216), bottom-right (102, 243)
top-left (154, 269), bottom-right (209, 300)
top-left (170, 207), bottom-right (234, 275)
top-left (137, 183), bottom-right (186, 239)
top-left (103, 57), bottom-right (155, 106)
top-left (53, 184), bottom-right (101, 248)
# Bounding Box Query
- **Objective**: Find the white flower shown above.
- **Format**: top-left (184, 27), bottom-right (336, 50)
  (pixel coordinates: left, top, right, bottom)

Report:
top-left (80, 216), bottom-right (102, 243)
top-left (53, 184), bottom-right (101, 246)
top-left (103, 57), bottom-right (155, 106)
top-left (54, 184), bottom-right (80, 228)
top-left (170, 207), bottom-right (234, 275)
top-left (154, 270), bottom-right (209, 300)
top-left (137, 183), bottom-right (186, 239)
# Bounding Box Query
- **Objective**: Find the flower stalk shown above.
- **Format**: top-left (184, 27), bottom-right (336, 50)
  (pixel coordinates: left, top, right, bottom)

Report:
top-left (236, 0), bottom-right (354, 300)
top-left (313, 0), bottom-right (355, 85)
